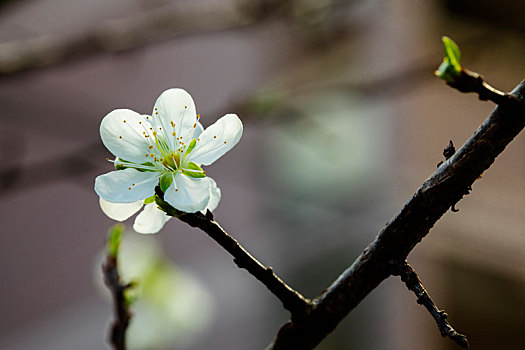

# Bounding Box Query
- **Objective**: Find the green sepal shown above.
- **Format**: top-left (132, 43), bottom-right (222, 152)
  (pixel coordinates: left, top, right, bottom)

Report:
top-left (115, 159), bottom-right (155, 172)
top-left (182, 162), bottom-right (206, 178)
top-left (435, 36), bottom-right (462, 83)
top-left (185, 138), bottom-right (197, 155)
top-left (106, 223), bottom-right (125, 258)
top-left (144, 195), bottom-right (156, 204)
top-left (159, 173), bottom-right (173, 192)
top-left (114, 158), bottom-right (127, 171)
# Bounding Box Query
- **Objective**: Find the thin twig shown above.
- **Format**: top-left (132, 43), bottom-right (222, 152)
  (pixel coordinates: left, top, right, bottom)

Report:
top-left (391, 261), bottom-right (468, 348)
top-left (102, 254), bottom-right (132, 350)
top-left (268, 79), bottom-right (525, 349)
top-left (448, 69), bottom-right (522, 108)
top-left (154, 186), bottom-right (312, 320)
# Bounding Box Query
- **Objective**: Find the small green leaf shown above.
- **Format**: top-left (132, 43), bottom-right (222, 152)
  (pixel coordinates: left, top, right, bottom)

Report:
top-left (442, 36), bottom-right (461, 71)
top-left (106, 223), bottom-right (125, 258)
top-left (159, 173), bottom-right (173, 192)
top-left (144, 195), bottom-right (156, 204)
top-left (435, 36), bottom-right (462, 83)
top-left (182, 162), bottom-right (206, 178)
top-left (185, 138), bottom-right (197, 155)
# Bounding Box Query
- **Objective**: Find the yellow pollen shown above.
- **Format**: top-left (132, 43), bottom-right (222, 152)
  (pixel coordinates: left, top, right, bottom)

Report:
top-left (150, 153), bottom-right (154, 157)
top-left (193, 123), bottom-right (196, 128)
top-left (197, 114), bottom-right (201, 118)
top-left (105, 158), bottom-right (109, 161)
top-left (172, 132), bottom-right (176, 136)
top-left (175, 189), bottom-right (178, 192)
top-left (145, 154), bottom-right (149, 157)
top-left (148, 145), bottom-right (153, 149)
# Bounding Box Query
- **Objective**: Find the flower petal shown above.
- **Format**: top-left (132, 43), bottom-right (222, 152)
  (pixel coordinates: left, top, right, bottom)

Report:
top-left (194, 121), bottom-right (204, 139)
top-left (99, 198), bottom-right (144, 221)
top-left (164, 173), bottom-right (210, 213)
top-left (186, 114), bottom-right (243, 166)
top-left (95, 168), bottom-right (159, 202)
top-left (205, 177), bottom-right (221, 213)
top-left (152, 89), bottom-right (198, 149)
top-left (133, 203), bottom-right (171, 234)
top-left (100, 109), bottom-right (154, 164)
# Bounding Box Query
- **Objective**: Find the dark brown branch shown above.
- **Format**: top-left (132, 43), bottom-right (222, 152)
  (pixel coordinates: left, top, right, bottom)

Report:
top-left (154, 187), bottom-right (312, 320)
top-left (449, 69), bottom-right (522, 108)
top-left (268, 80), bottom-right (525, 349)
top-left (0, 2), bottom-right (256, 77)
top-left (391, 261), bottom-right (468, 348)
top-left (102, 254), bottom-right (132, 350)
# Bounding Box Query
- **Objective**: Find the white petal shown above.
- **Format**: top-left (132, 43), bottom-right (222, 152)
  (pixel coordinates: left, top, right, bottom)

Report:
top-left (100, 109), bottom-right (154, 164)
top-left (95, 168), bottom-right (159, 202)
top-left (99, 198), bottom-right (144, 221)
top-left (194, 121), bottom-right (204, 139)
top-left (204, 177), bottom-right (221, 213)
top-left (186, 114), bottom-right (243, 166)
top-left (152, 89), bottom-right (198, 148)
top-left (133, 203), bottom-right (171, 234)
top-left (164, 173), bottom-right (210, 213)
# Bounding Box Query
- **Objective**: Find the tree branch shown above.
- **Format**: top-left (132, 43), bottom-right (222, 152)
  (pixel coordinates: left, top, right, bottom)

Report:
top-left (391, 261), bottom-right (468, 348)
top-left (267, 79), bottom-right (525, 349)
top-left (154, 186), bottom-right (312, 321)
top-left (102, 253), bottom-right (132, 350)
top-left (448, 69), bottom-right (522, 108)
top-left (0, 1), bottom-right (257, 76)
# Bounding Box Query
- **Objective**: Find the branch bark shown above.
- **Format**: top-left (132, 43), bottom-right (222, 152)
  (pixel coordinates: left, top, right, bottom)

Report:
top-left (154, 187), bottom-right (312, 320)
top-left (392, 261), bottom-right (468, 348)
top-left (267, 79), bottom-right (525, 349)
top-left (102, 255), bottom-right (132, 350)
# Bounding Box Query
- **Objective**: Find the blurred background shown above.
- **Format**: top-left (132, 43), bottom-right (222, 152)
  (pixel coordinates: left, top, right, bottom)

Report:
top-left (0, 0), bottom-right (524, 349)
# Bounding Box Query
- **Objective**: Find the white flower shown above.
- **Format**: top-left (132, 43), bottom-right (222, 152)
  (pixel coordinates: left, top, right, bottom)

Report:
top-left (95, 88), bottom-right (242, 233)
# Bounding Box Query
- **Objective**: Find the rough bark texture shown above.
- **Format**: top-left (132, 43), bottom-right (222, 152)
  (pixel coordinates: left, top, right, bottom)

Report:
top-left (268, 80), bottom-right (525, 349)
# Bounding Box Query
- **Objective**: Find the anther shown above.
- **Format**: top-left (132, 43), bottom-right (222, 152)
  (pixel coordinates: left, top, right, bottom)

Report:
top-left (175, 189), bottom-right (179, 192)
top-left (193, 123), bottom-right (196, 128)
top-left (214, 136), bottom-right (217, 139)
top-left (119, 136), bottom-right (122, 139)
top-left (123, 120), bottom-right (126, 123)
top-left (223, 141), bottom-right (226, 144)
top-left (148, 145), bottom-right (153, 149)
top-left (172, 132), bottom-right (176, 136)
